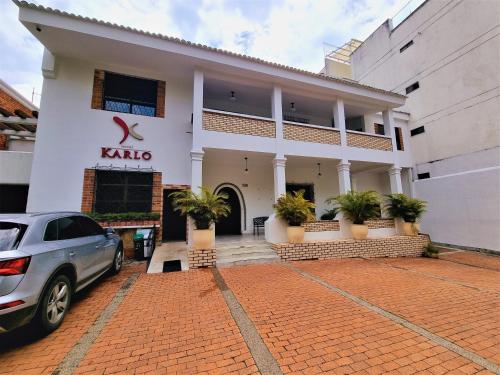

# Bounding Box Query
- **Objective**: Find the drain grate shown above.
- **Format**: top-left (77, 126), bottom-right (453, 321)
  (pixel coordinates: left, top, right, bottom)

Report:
top-left (163, 260), bottom-right (182, 273)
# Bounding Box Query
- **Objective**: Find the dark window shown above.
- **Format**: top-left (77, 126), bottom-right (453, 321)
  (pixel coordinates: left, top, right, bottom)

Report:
top-left (374, 123), bottom-right (385, 135)
top-left (76, 216), bottom-right (104, 236)
top-left (410, 126), bottom-right (425, 136)
top-left (417, 172), bottom-right (431, 180)
top-left (346, 116), bottom-right (365, 132)
top-left (283, 114), bottom-right (310, 124)
top-left (400, 40), bottom-right (414, 53)
top-left (44, 220), bottom-right (58, 241)
top-left (95, 171), bottom-right (153, 213)
top-left (395, 127), bottom-right (403, 151)
top-left (58, 217), bottom-right (85, 240)
top-left (405, 82), bottom-right (420, 94)
top-left (103, 72), bottom-right (158, 117)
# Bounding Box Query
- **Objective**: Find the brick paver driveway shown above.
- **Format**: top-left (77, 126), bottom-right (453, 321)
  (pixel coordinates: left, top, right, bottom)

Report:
top-left (0, 251), bottom-right (498, 374)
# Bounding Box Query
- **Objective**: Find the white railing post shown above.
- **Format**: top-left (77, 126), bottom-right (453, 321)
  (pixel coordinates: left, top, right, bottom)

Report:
top-left (333, 99), bottom-right (347, 150)
top-left (272, 85), bottom-right (283, 154)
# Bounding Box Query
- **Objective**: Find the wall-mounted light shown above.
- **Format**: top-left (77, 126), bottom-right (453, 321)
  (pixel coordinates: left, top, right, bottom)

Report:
top-left (244, 157), bottom-right (249, 174)
top-left (229, 91), bottom-right (237, 102)
top-left (317, 162), bottom-right (322, 178)
top-left (290, 102), bottom-right (296, 112)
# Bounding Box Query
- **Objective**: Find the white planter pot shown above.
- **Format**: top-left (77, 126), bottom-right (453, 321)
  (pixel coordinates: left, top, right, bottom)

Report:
top-left (193, 228), bottom-right (214, 249)
top-left (351, 224), bottom-right (368, 240)
top-left (287, 226), bottom-right (305, 243)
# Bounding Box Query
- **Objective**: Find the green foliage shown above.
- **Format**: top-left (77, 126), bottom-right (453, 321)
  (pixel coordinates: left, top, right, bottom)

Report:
top-left (422, 242), bottom-right (439, 258)
top-left (320, 207), bottom-right (339, 221)
top-left (327, 191), bottom-right (381, 225)
top-left (385, 193), bottom-right (427, 223)
top-left (275, 190), bottom-right (316, 226)
top-left (169, 187), bottom-right (231, 230)
top-left (87, 212), bottom-right (161, 222)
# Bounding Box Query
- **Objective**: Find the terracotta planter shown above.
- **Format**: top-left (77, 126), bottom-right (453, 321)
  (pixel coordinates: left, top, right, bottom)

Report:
top-left (351, 224), bottom-right (368, 240)
top-left (287, 226), bottom-right (305, 243)
top-left (403, 222), bottom-right (419, 236)
top-left (193, 229), bottom-right (214, 249)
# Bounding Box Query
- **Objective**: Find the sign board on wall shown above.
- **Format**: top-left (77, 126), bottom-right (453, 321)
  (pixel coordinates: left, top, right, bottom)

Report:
top-left (100, 116), bottom-right (152, 161)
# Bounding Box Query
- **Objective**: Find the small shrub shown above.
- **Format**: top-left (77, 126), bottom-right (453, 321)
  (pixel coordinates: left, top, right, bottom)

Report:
top-left (320, 208), bottom-right (339, 220)
top-left (422, 242), bottom-right (439, 258)
top-left (385, 193), bottom-right (426, 223)
top-left (327, 191), bottom-right (381, 225)
top-left (86, 212), bottom-right (161, 222)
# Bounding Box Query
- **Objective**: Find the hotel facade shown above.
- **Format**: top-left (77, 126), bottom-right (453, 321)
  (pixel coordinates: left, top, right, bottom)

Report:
top-left (14, 2), bottom-right (424, 255)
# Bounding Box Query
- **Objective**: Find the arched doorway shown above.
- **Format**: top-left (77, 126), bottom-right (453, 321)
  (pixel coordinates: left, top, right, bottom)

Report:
top-left (216, 186), bottom-right (241, 236)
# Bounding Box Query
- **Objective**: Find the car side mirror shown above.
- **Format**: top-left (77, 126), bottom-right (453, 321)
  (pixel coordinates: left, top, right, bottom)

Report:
top-left (104, 227), bottom-right (115, 237)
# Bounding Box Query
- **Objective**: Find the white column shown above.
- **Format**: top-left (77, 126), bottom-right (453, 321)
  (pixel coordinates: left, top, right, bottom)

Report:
top-left (190, 151), bottom-right (204, 195)
top-left (382, 109), bottom-right (398, 159)
top-left (42, 48), bottom-right (56, 79)
top-left (333, 99), bottom-right (347, 148)
top-left (271, 86), bottom-right (283, 155)
top-left (337, 162), bottom-right (351, 193)
top-left (192, 70), bottom-right (204, 152)
top-left (388, 166), bottom-right (403, 194)
top-left (273, 156), bottom-right (287, 202)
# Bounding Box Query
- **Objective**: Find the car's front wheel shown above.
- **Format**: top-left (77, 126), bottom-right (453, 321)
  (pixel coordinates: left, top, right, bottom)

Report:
top-left (38, 274), bottom-right (72, 334)
top-left (109, 244), bottom-right (123, 275)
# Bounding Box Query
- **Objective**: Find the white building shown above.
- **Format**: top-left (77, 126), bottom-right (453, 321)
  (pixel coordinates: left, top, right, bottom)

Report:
top-left (327, 0), bottom-right (499, 252)
top-left (14, 1), bottom-right (418, 248)
top-left (0, 79), bottom-right (37, 213)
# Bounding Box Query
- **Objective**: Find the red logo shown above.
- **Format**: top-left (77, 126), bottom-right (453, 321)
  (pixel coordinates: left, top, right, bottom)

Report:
top-left (113, 116), bottom-right (144, 144)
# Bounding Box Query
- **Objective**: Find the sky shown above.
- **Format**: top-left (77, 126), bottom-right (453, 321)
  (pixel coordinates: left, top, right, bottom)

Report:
top-left (0, 0), bottom-right (421, 106)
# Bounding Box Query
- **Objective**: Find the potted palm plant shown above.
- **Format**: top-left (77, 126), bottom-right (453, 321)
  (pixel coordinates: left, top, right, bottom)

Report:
top-left (385, 193), bottom-right (426, 236)
top-left (170, 187), bottom-right (231, 249)
top-left (275, 190), bottom-right (315, 243)
top-left (328, 191), bottom-right (381, 240)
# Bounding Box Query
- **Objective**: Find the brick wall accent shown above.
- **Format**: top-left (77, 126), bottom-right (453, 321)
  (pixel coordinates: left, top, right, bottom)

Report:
top-left (284, 123), bottom-right (341, 145)
top-left (272, 234), bottom-right (430, 261)
top-left (151, 172), bottom-right (163, 243)
top-left (81, 168), bottom-right (96, 212)
top-left (188, 248), bottom-right (216, 268)
top-left (202, 110), bottom-right (276, 138)
top-left (0, 134), bottom-right (8, 150)
top-left (91, 70), bottom-right (105, 110)
top-left (366, 219), bottom-right (395, 229)
top-left (163, 184), bottom-right (191, 190)
top-left (156, 80), bottom-right (166, 118)
top-left (0, 89), bottom-right (35, 117)
top-left (347, 132), bottom-right (393, 151)
top-left (304, 220), bottom-right (340, 232)
top-left (396, 127), bottom-right (404, 151)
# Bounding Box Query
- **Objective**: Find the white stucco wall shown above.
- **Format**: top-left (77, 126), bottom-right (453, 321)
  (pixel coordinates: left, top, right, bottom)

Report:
top-left (8, 140), bottom-right (35, 152)
top-left (27, 57), bottom-right (193, 212)
top-left (0, 151), bottom-right (33, 184)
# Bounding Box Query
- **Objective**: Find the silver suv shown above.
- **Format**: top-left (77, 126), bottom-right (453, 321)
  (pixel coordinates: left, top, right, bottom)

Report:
top-left (0, 212), bottom-right (123, 334)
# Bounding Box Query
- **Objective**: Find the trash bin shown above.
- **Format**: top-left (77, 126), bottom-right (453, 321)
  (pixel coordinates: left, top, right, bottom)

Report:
top-left (133, 233), bottom-right (145, 260)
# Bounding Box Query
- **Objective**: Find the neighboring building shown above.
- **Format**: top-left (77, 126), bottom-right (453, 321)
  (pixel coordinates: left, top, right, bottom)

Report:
top-left (320, 39), bottom-right (362, 80)
top-left (15, 2), bottom-right (414, 246)
top-left (329, 0), bottom-right (499, 251)
top-left (0, 79), bottom-right (37, 213)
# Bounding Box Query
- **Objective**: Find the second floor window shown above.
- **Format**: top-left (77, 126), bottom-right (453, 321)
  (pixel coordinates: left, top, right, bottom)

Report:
top-left (103, 73), bottom-right (158, 117)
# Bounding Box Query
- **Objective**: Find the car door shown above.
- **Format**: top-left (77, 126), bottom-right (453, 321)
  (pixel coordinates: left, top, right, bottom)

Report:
top-left (75, 216), bottom-right (114, 271)
top-left (56, 216), bottom-right (103, 282)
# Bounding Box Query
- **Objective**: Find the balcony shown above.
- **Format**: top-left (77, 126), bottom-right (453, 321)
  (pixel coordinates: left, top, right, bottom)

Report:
top-left (202, 109), bottom-right (276, 138)
top-left (283, 121), bottom-right (340, 145)
top-left (347, 130), bottom-right (393, 151)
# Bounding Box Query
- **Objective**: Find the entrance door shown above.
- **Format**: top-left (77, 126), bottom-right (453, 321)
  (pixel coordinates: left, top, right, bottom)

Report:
top-left (163, 189), bottom-right (187, 241)
top-left (215, 187), bottom-right (241, 236)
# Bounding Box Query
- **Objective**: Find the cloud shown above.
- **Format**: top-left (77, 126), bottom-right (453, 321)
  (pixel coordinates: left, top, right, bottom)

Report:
top-left (0, 0), bottom-right (418, 106)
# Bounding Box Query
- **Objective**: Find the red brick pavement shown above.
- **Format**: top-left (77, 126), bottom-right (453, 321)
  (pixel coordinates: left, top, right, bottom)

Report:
top-left (296, 258), bottom-right (500, 365)
top-left (439, 251), bottom-right (500, 272)
top-left (221, 264), bottom-right (490, 374)
top-left (74, 269), bottom-right (258, 375)
top-left (0, 263), bottom-right (145, 375)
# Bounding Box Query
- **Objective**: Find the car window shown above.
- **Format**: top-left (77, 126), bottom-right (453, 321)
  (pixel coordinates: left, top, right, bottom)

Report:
top-left (58, 217), bottom-right (85, 240)
top-left (75, 216), bottom-right (104, 236)
top-left (44, 220), bottom-right (58, 241)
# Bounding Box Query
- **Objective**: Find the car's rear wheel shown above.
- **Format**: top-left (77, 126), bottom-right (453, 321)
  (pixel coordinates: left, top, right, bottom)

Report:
top-left (109, 244), bottom-right (123, 275)
top-left (37, 274), bottom-right (72, 334)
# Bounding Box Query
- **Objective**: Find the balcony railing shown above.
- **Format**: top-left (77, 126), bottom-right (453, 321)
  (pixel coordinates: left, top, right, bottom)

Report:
top-left (283, 121), bottom-right (341, 145)
top-left (202, 109), bottom-right (276, 138)
top-left (347, 130), bottom-right (393, 151)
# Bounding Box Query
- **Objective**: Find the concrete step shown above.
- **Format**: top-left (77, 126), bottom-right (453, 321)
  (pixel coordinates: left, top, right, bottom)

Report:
top-left (217, 252), bottom-right (281, 267)
top-left (217, 246), bottom-right (276, 256)
top-left (215, 241), bottom-right (280, 267)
